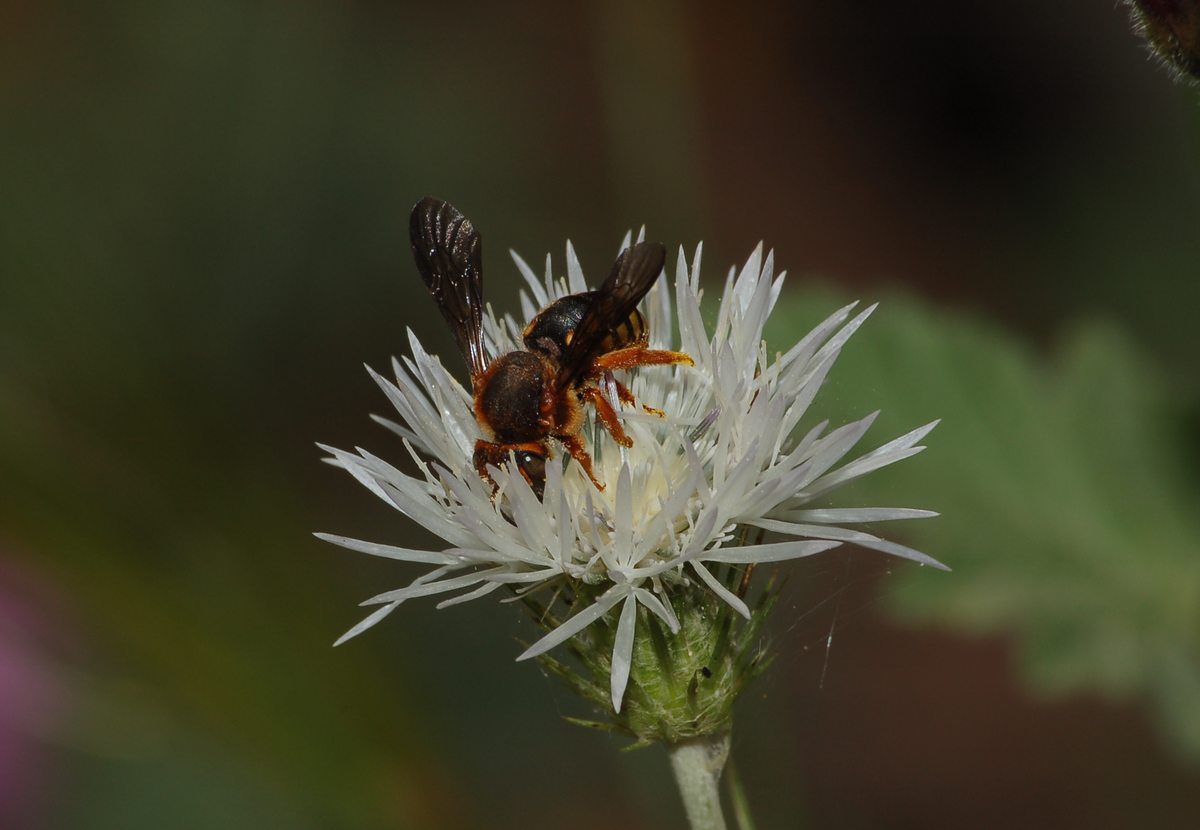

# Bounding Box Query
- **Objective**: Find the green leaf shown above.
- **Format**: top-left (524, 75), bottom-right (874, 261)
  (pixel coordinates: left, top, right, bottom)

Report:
top-left (768, 286), bottom-right (1200, 762)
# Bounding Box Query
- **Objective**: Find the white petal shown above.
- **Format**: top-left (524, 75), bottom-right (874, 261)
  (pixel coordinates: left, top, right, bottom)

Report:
top-left (797, 412), bottom-right (879, 487)
top-left (675, 250), bottom-right (711, 370)
top-left (436, 582), bottom-right (503, 609)
top-left (566, 240), bottom-right (588, 294)
top-left (811, 303), bottom-right (877, 369)
top-left (314, 533), bottom-right (467, 565)
top-left (746, 519), bottom-right (949, 570)
top-left (611, 593), bottom-right (639, 712)
top-left (634, 587), bottom-right (681, 633)
top-left (778, 301), bottom-right (858, 372)
top-left (613, 463), bottom-right (634, 567)
top-left (369, 414), bottom-right (422, 450)
top-left (334, 602), bottom-right (401, 646)
top-left (801, 420), bottom-right (940, 498)
top-left (319, 444), bottom-right (392, 506)
top-left (510, 249), bottom-right (549, 307)
top-left (702, 539), bottom-right (841, 563)
top-left (363, 567), bottom-right (506, 605)
top-left (516, 585), bottom-right (629, 661)
top-left (786, 508), bottom-right (940, 523)
top-left (690, 561), bottom-right (750, 619)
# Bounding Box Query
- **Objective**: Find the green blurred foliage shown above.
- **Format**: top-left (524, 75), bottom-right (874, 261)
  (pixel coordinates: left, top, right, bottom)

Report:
top-left (768, 288), bottom-right (1200, 761)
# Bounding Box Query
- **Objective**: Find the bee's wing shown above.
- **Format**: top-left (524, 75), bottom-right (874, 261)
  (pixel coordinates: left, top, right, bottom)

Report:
top-left (555, 241), bottom-right (665, 390)
top-left (409, 197), bottom-right (489, 381)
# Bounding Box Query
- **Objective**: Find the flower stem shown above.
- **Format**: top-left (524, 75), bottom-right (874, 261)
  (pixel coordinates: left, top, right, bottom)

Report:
top-left (725, 753), bottom-right (757, 830)
top-left (668, 733), bottom-right (731, 830)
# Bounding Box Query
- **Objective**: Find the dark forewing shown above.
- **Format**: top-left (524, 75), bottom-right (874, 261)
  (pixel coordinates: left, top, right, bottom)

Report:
top-left (555, 241), bottom-right (666, 389)
top-left (409, 197), bottom-right (488, 379)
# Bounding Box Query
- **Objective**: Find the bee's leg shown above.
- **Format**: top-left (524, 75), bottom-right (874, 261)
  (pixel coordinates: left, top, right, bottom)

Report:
top-left (594, 349), bottom-right (691, 417)
top-left (559, 433), bottom-right (605, 491)
top-left (584, 386), bottom-right (633, 448)
top-left (603, 374), bottom-right (665, 420)
top-left (608, 376), bottom-right (669, 418)
top-left (591, 346), bottom-right (694, 374)
top-left (607, 375), bottom-right (637, 406)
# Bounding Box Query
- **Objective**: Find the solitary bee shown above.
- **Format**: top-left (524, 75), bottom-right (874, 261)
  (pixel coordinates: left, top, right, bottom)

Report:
top-left (409, 197), bottom-right (693, 497)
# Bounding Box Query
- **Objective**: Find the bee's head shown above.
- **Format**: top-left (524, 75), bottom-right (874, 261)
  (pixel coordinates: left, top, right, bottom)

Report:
top-left (514, 447), bottom-right (547, 499)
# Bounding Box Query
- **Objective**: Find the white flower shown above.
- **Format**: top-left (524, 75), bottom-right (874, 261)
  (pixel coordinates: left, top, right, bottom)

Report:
top-left (318, 232), bottom-right (944, 712)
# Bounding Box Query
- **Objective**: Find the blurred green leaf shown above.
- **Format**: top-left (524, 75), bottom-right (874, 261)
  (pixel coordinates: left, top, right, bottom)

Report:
top-left (768, 286), bottom-right (1200, 762)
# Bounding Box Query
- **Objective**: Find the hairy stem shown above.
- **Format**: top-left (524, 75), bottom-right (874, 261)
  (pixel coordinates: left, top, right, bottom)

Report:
top-left (668, 733), bottom-right (731, 830)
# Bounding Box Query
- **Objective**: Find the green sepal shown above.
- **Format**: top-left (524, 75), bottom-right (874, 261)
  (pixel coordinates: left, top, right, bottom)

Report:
top-left (520, 568), bottom-right (783, 744)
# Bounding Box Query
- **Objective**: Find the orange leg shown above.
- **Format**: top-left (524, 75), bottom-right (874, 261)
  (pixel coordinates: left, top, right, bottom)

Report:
top-left (592, 346), bottom-right (694, 375)
top-left (559, 433), bottom-right (605, 491)
top-left (585, 386), bottom-right (633, 448)
top-left (598, 375), bottom-right (666, 421)
top-left (610, 377), bottom-right (636, 406)
top-left (591, 347), bottom-right (691, 421)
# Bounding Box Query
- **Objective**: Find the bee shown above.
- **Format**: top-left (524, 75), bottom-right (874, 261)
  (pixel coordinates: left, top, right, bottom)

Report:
top-left (409, 197), bottom-right (694, 498)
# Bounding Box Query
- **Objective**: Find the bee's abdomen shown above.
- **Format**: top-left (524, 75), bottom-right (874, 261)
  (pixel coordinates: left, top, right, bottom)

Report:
top-left (523, 292), bottom-right (648, 357)
top-left (523, 293), bottom-right (593, 356)
top-left (599, 308), bottom-right (646, 352)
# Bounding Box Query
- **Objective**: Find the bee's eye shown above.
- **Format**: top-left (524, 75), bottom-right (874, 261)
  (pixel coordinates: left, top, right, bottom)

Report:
top-left (517, 452), bottom-right (546, 482)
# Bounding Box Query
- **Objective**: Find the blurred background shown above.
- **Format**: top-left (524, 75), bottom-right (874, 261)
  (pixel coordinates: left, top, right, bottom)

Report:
top-left (2, 1), bottom-right (1198, 827)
